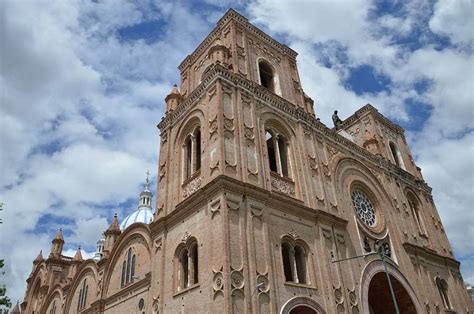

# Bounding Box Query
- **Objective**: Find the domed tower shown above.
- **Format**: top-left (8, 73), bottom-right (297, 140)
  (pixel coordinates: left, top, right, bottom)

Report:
top-left (119, 172), bottom-right (154, 230)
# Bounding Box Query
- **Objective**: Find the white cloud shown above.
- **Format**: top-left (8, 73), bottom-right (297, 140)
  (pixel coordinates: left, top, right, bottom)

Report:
top-left (430, 0), bottom-right (474, 46)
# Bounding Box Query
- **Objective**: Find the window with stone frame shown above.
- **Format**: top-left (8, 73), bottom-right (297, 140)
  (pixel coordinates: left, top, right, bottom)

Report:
top-left (121, 247), bottom-right (136, 287)
top-left (265, 129), bottom-right (290, 178)
top-left (183, 126), bottom-right (202, 181)
top-left (435, 277), bottom-right (451, 310)
top-left (49, 300), bottom-right (56, 314)
top-left (175, 237), bottom-right (199, 292)
top-left (281, 239), bottom-right (309, 285)
top-left (258, 60), bottom-right (275, 92)
top-left (77, 279), bottom-right (88, 311)
top-left (389, 141), bottom-right (405, 170)
top-left (407, 193), bottom-right (427, 236)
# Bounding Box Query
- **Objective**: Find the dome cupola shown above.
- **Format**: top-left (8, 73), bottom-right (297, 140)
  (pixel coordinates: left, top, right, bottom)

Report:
top-left (120, 171), bottom-right (154, 230)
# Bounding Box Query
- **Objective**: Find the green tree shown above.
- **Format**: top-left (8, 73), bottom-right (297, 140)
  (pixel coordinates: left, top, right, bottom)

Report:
top-left (0, 259), bottom-right (12, 308)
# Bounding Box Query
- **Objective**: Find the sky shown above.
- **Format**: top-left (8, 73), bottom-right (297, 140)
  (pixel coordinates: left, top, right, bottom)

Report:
top-left (1, 0), bottom-right (473, 305)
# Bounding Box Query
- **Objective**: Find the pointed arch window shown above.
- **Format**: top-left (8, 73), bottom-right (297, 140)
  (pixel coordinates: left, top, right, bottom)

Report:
top-left (77, 279), bottom-right (88, 311)
top-left (281, 240), bottom-right (309, 284)
top-left (407, 193), bottom-right (427, 236)
top-left (175, 237), bottom-right (199, 291)
top-left (436, 277), bottom-right (451, 309)
top-left (121, 248), bottom-right (136, 287)
top-left (266, 129), bottom-right (290, 178)
top-left (183, 126), bottom-right (202, 181)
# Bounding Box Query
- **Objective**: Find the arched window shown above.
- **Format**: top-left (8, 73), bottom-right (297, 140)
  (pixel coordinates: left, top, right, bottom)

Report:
top-left (121, 248), bottom-right (136, 287)
top-left (389, 142), bottom-right (405, 169)
top-left (436, 277), bottom-right (451, 309)
top-left (258, 60), bottom-right (275, 92)
top-left (49, 300), bottom-right (56, 314)
top-left (294, 245), bottom-right (307, 284)
top-left (281, 242), bottom-right (293, 282)
top-left (183, 126), bottom-right (202, 181)
top-left (281, 240), bottom-right (309, 284)
top-left (176, 238), bottom-right (199, 291)
top-left (77, 279), bottom-right (88, 311)
top-left (408, 194), bottom-right (427, 236)
top-left (266, 129), bottom-right (290, 177)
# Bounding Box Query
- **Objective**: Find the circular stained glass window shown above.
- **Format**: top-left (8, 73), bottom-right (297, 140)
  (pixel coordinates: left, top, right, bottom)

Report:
top-left (352, 189), bottom-right (376, 227)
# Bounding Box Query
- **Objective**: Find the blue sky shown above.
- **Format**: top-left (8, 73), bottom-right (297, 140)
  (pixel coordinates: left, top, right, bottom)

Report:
top-left (1, 0), bottom-right (473, 304)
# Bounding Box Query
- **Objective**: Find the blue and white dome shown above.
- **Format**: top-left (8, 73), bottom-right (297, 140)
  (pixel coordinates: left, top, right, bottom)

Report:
top-left (120, 207), bottom-right (153, 230)
top-left (120, 172), bottom-right (154, 231)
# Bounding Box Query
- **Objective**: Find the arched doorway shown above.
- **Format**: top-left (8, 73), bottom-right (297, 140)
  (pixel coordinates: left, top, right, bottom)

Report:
top-left (289, 305), bottom-right (317, 314)
top-left (360, 260), bottom-right (422, 314)
top-left (368, 272), bottom-right (416, 314)
top-left (280, 297), bottom-right (325, 314)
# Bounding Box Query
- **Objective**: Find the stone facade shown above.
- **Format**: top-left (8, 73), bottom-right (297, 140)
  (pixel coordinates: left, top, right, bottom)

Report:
top-left (21, 9), bottom-right (472, 314)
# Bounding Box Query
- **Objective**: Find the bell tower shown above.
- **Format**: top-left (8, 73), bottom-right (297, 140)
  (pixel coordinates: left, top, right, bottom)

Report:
top-left (155, 9), bottom-right (316, 218)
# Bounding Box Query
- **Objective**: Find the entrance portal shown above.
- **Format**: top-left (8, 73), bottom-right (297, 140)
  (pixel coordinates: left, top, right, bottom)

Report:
top-left (289, 305), bottom-right (318, 314)
top-left (368, 272), bottom-right (417, 314)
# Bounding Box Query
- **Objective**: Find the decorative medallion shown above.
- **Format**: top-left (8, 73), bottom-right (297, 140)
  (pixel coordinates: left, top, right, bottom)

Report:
top-left (213, 272), bottom-right (224, 291)
top-left (231, 271), bottom-right (244, 289)
top-left (351, 189), bottom-right (376, 227)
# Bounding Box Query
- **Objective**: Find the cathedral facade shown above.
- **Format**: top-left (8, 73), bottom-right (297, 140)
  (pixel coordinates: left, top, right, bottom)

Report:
top-left (21, 9), bottom-right (472, 314)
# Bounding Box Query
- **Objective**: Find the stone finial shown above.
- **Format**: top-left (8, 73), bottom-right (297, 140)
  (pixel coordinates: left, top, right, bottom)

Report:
top-left (53, 228), bottom-right (64, 242)
top-left (165, 84), bottom-right (183, 113)
top-left (33, 250), bottom-right (43, 264)
top-left (73, 246), bottom-right (83, 261)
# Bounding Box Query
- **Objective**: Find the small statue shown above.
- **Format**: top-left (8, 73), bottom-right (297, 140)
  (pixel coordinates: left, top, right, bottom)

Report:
top-left (363, 236), bottom-right (372, 253)
top-left (332, 110), bottom-right (343, 129)
top-left (383, 243), bottom-right (391, 257)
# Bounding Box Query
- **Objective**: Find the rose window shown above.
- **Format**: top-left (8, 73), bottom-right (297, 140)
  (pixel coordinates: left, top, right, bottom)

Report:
top-left (352, 189), bottom-right (376, 227)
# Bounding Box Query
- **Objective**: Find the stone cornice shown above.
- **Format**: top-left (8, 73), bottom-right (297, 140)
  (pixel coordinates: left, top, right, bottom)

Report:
top-left (158, 64), bottom-right (431, 194)
top-left (178, 9), bottom-right (297, 72)
top-left (340, 103), bottom-right (405, 135)
top-left (150, 175), bottom-right (348, 236)
top-left (403, 242), bottom-right (460, 268)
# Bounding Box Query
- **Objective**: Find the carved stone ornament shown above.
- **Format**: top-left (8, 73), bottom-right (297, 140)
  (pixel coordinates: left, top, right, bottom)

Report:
top-left (231, 270), bottom-right (244, 289)
top-left (327, 145), bottom-right (339, 160)
top-left (256, 273), bottom-right (269, 293)
top-left (308, 155), bottom-right (318, 172)
top-left (224, 117), bottom-right (234, 131)
top-left (209, 116), bottom-right (218, 135)
top-left (244, 126), bottom-right (254, 140)
top-left (181, 231), bottom-right (191, 243)
top-left (182, 176), bottom-right (201, 198)
top-left (288, 229), bottom-right (299, 240)
top-left (213, 272), bottom-right (224, 291)
top-left (271, 175), bottom-right (295, 195)
top-left (159, 162), bottom-right (166, 180)
top-left (348, 289), bottom-right (357, 306)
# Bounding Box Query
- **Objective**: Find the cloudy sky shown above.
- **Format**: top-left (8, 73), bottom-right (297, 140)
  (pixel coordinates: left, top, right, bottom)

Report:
top-left (1, 0), bottom-right (473, 304)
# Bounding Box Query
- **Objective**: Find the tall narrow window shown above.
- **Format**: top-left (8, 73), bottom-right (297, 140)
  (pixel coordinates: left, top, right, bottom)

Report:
top-left (121, 248), bottom-right (136, 287)
top-left (49, 300), bottom-right (56, 314)
top-left (191, 243), bottom-right (199, 285)
top-left (176, 238), bottom-right (199, 292)
top-left (281, 240), bottom-right (309, 285)
top-left (266, 129), bottom-right (290, 178)
top-left (259, 60), bottom-right (275, 92)
top-left (180, 249), bottom-right (189, 289)
top-left (77, 279), bottom-right (88, 310)
top-left (183, 126), bottom-right (202, 181)
top-left (294, 245), bottom-right (307, 284)
top-left (121, 261), bottom-right (126, 287)
top-left (126, 248), bottom-right (132, 284)
top-left (436, 278), bottom-right (451, 309)
top-left (278, 136), bottom-right (288, 177)
top-left (185, 136), bottom-right (192, 179)
top-left (389, 142), bottom-right (405, 169)
top-left (282, 243), bottom-right (293, 282)
top-left (195, 129), bottom-right (201, 171)
top-left (408, 195), bottom-right (427, 236)
top-left (266, 131), bottom-right (277, 172)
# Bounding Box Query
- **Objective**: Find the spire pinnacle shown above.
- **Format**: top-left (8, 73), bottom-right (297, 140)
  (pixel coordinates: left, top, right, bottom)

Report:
top-left (73, 246), bottom-right (83, 261)
top-left (53, 228), bottom-right (64, 242)
top-left (34, 250), bottom-right (43, 263)
top-left (105, 211), bottom-right (121, 234)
